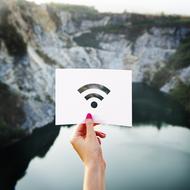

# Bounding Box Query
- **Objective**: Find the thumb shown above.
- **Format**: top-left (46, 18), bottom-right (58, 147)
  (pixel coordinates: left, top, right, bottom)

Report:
top-left (85, 113), bottom-right (96, 138)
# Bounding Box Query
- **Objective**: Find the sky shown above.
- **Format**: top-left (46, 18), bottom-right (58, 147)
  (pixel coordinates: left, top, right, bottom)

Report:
top-left (27, 0), bottom-right (190, 15)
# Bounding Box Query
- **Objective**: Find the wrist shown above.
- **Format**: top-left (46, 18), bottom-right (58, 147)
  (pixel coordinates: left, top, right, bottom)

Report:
top-left (84, 159), bottom-right (106, 190)
top-left (85, 159), bottom-right (106, 172)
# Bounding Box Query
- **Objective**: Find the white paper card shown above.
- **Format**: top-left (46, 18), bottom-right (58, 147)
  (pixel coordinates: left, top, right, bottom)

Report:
top-left (55, 69), bottom-right (132, 127)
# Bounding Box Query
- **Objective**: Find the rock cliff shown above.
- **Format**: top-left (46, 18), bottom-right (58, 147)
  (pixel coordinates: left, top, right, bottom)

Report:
top-left (0, 0), bottom-right (190, 131)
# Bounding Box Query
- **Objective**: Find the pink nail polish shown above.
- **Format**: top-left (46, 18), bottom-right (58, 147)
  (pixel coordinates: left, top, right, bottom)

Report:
top-left (101, 133), bottom-right (106, 136)
top-left (86, 113), bottom-right (93, 119)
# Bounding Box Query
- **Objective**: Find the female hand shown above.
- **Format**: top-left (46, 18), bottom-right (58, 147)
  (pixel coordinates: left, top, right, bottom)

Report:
top-left (70, 113), bottom-right (106, 168)
top-left (70, 113), bottom-right (106, 190)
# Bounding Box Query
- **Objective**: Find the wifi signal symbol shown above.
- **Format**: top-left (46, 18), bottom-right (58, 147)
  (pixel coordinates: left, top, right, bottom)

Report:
top-left (78, 83), bottom-right (111, 108)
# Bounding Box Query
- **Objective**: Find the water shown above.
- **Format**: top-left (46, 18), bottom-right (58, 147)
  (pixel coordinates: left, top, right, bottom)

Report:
top-left (0, 83), bottom-right (190, 190)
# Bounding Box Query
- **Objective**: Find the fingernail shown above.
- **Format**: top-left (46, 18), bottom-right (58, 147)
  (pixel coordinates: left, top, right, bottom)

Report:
top-left (101, 132), bottom-right (106, 137)
top-left (86, 113), bottom-right (93, 120)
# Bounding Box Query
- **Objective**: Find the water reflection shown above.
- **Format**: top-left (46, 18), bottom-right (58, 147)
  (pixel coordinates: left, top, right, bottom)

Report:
top-left (133, 83), bottom-right (190, 128)
top-left (0, 123), bottom-right (60, 190)
top-left (16, 125), bottom-right (190, 190)
top-left (0, 83), bottom-right (190, 190)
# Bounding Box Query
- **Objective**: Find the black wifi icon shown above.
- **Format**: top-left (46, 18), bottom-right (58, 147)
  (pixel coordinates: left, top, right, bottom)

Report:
top-left (78, 83), bottom-right (111, 108)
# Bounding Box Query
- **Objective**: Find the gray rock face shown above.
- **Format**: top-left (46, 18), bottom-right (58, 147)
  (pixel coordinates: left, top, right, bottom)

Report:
top-left (0, 0), bottom-right (189, 130)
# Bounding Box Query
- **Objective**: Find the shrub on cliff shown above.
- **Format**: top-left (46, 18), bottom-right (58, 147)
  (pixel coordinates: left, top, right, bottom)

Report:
top-left (169, 35), bottom-right (190, 69)
top-left (170, 81), bottom-right (190, 113)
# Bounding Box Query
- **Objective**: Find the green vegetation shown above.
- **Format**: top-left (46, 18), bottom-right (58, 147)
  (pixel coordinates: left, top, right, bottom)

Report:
top-left (151, 66), bottom-right (173, 88)
top-left (49, 3), bottom-right (99, 20)
top-left (151, 33), bottom-right (190, 88)
top-left (46, 95), bottom-right (54, 103)
top-left (47, 4), bottom-right (189, 46)
top-left (129, 13), bottom-right (190, 28)
top-left (16, 0), bottom-right (26, 6)
top-left (34, 95), bottom-right (42, 102)
top-left (170, 81), bottom-right (190, 113)
top-left (168, 35), bottom-right (190, 69)
top-left (74, 13), bottom-right (190, 47)
top-left (102, 13), bottom-right (190, 37)
top-left (74, 23), bottom-right (144, 47)
top-left (151, 33), bottom-right (190, 114)
top-left (0, 11), bottom-right (27, 56)
top-left (74, 32), bottom-right (99, 48)
top-left (49, 3), bottom-right (97, 14)
top-left (0, 121), bottom-right (26, 146)
top-left (0, 82), bottom-right (26, 146)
